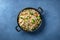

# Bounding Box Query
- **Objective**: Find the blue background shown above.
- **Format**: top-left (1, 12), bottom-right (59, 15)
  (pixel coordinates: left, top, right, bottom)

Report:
top-left (0, 0), bottom-right (60, 40)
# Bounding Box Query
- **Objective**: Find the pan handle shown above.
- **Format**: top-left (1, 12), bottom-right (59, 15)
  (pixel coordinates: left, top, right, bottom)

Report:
top-left (38, 7), bottom-right (43, 14)
top-left (15, 26), bottom-right (21, 32)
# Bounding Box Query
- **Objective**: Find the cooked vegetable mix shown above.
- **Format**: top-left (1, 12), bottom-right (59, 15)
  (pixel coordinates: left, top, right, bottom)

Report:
top-left (18, 9), bottom-right (42, 32)
top-left (31, 19), bottom-right (35, 24)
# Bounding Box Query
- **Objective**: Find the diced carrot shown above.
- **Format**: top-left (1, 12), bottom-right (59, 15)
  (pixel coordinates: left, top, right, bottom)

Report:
top-left (34, 12), bottom-right (38, 16)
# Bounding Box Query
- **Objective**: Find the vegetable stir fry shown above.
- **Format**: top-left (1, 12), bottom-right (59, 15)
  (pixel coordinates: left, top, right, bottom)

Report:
top-left (18, 9), bottom-right (42, 32)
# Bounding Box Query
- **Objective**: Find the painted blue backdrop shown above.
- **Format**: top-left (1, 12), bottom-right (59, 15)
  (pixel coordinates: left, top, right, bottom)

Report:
top-left (0, 0), bottom-right (60, 40)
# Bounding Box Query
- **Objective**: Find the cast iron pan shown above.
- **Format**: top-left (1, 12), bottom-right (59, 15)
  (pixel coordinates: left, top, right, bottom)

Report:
top-left (15, 7), bottom-right (43, 32)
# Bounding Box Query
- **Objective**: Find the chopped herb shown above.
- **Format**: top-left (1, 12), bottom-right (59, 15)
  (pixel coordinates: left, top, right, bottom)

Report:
top-left (31, 19), bottom-right (35, 24)
top-left (20, 16), bottom-right (23, 19)
top-left (37, 16), bottom-right (40, 19)
top-left (30, 11), bottom-right (33, 15)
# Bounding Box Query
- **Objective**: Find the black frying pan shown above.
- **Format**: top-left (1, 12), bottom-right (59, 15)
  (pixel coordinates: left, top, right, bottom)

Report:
top-left (15, 7), bottom-right (43, 32)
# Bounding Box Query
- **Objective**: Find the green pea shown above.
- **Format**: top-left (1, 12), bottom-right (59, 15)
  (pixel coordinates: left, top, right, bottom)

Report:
top-left (31, 19), bottom-right (35, 24)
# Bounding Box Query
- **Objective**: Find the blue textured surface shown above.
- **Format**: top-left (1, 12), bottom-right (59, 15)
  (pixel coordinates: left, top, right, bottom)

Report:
top-left (0, 0), bottom-right (60, 40)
